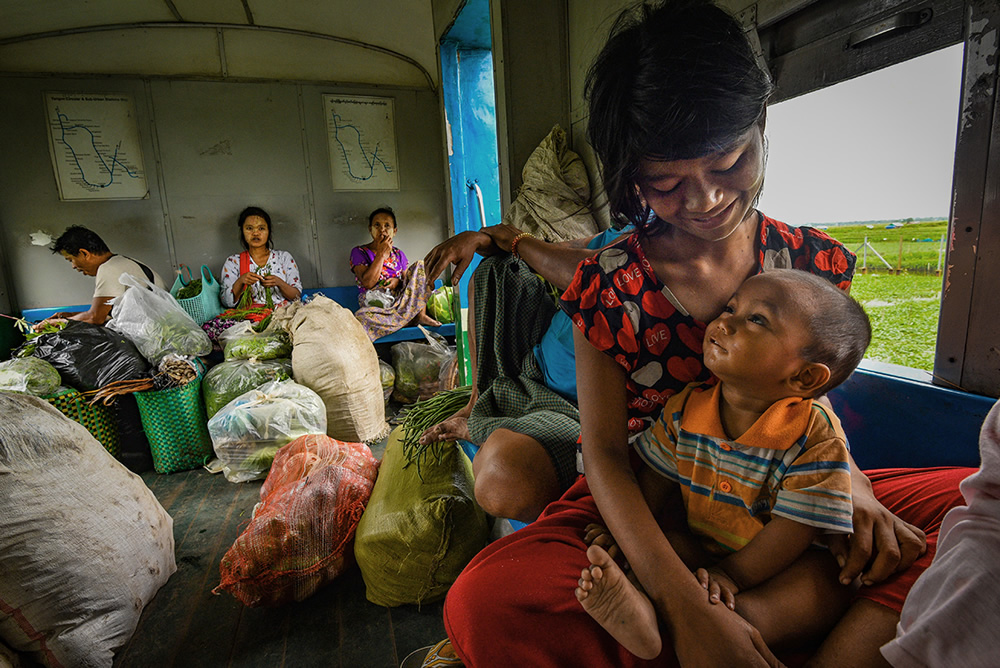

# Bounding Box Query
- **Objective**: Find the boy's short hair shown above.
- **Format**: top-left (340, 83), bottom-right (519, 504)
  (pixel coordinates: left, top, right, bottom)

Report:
top-left (51, 225), bottom-right (110, 256)
top-left (777, 270), bottom-right (871, 396)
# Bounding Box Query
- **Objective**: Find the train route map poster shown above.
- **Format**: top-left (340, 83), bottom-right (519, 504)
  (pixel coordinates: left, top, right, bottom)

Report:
top-left (44, 92), bottom-right (148, 200)
top-left (323, 94), bottom-right (399, 191)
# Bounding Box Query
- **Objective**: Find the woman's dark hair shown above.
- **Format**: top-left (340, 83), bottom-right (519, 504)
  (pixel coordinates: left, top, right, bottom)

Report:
top-left (585, 0), bottom-right (775, 230)
top-left (52, 225), bottom-right (110, 255)
top-left (368, 207), bottom-right (397, 228)
top-left (238, 206), bottom-right (272, 250)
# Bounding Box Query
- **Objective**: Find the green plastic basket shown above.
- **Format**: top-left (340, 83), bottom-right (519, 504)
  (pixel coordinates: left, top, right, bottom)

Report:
top-left (45, 388), bottom-right (121, 458)
top-left (134, 375), bottom-right (213, 474)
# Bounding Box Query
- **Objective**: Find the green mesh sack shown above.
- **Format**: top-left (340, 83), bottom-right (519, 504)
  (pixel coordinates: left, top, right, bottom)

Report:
top-left (44, 387), bottom-right (120, 459)
top-left (353, 426), bottom-right (488, 607)
top-left (135, 375), bottom-right (213, 474)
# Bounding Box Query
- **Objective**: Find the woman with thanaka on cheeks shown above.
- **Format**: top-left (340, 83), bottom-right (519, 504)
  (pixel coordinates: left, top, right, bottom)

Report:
top-left (350, 207), bottom-right (440, 340)
top-left (219, 206), bottom-right (302, 309)
top-left (440, 1), bottom-right (972, 666)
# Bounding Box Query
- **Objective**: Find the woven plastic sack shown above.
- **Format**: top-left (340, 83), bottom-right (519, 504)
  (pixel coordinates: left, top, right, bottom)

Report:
top-left (207, 378), bottom-right (327, 483)
top-left (0, 393), bottom-right (175, 668)
top-left (271, 296), bottom-right (388, 443)
top-left (108, 273), bottom-right (212, 365)
top-left (202, 358), bottom-right (292, 419)
top-left (44, 387), bottom-right (121, 458)
top-left (170, 264), bottom-right (224, 326)
top-left (134, 375), bottom-right (213, 474)
top-left (354, 426), bottom-right (488, 607)
top-left (215, 434), bottom-right (378, 607)
top-left (0, 357), bottom-right (60, 396)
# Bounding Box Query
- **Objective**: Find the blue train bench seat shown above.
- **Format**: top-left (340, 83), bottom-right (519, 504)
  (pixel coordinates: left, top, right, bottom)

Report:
top-left (20, 285), bottom-right (454, 346)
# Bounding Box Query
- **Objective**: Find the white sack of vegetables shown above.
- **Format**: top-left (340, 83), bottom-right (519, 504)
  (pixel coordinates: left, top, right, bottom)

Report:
top-left (0, 393), bottom-right (175, 668)
top-left (207, 378), bottom-right (327, 483)
top-left (273, 295), bottom-right (388, 443)
top-left (108, 273), bottom-right (212, 365)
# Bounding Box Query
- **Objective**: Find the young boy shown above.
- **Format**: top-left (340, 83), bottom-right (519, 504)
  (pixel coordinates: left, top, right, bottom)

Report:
top-left (575, 268), bottom-right (872, 658)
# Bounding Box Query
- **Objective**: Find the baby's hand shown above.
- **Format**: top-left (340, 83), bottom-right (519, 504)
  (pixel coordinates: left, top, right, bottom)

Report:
top-left (695, 567), bottom-right (738, 610)
top-left (583, 523), bottom-right (626, 569)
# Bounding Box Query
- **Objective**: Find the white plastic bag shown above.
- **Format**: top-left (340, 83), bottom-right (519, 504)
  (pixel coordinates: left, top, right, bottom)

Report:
top-left (108, 273), bottom-right (212, 364)
top-left (207, 378), bottom-right (327, 483)
top-left (390, 326), bottom-right (457, 404)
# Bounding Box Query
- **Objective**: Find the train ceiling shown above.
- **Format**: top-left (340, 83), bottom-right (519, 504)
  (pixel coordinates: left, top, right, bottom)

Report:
top-left (0, 0), bottom-right (440, 89)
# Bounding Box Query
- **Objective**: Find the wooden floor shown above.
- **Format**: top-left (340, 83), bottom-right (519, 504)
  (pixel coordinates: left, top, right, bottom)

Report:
top-left (114, 468), bottom-right (447, 668)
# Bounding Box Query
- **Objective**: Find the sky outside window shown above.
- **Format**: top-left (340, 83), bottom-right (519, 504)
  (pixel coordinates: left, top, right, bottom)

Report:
top-left (757, 44), bottom-right (964, 227)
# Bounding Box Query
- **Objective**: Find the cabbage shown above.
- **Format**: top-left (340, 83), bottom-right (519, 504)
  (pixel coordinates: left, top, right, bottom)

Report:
top-left (0, 357), bottom-right (61, 396)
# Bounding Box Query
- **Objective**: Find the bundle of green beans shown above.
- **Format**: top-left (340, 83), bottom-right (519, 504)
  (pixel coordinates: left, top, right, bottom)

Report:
top-left (399, 384), bottom-right (473, 476)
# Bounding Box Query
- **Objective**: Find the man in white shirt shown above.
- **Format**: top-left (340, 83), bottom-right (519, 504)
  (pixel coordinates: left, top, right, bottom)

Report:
top-left (47, 225), bottom-right (165, 325)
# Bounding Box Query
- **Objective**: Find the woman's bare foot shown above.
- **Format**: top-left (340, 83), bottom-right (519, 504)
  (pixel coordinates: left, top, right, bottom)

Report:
top-left (416, 312), bottom-right (442, 327)
top-left (419, 394), bottom-right (475, 444)
top-left (575, 544), bottom-right (662, 660)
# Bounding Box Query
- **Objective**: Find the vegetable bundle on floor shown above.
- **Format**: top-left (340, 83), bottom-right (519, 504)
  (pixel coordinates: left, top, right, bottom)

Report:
top-left (215, 434), bottom-right (379, 607)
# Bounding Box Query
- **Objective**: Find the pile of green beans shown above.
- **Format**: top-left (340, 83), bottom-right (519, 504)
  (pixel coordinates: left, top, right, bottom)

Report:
top-left (399, 384), bottom-right (473, 476)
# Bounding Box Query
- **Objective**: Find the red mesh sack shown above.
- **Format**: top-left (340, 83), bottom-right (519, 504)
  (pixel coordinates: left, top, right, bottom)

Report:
top-left (214, 434), bottom-right (379, 606)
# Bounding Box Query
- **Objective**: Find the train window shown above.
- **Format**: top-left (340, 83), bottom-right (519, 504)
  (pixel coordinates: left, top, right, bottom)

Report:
top-left (757, 43), bottom-right (964, 372)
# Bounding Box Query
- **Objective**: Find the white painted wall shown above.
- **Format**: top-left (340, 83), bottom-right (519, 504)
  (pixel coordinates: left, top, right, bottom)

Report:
top-left (0, 76), bottom-right (447, 310)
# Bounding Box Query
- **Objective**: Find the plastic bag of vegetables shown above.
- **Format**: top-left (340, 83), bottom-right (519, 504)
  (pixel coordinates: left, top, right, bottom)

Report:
top-left (201, 357), bottom-right (293, 419)
top-left (425, 285), bottom-right (455, 324)
top-left (214, 434), bottom-right (379, 607)
top-left (28, 321), bottom-right (151, 391)
top-left (390, 328), bottom-right (457, 404)
top-left (207, 378), bottom-right (327, 483)
top-left (223, 330), bottom-right (292, 361)
top-left (0, 357), bottom-right (61, 396)
top-left (108, 273), bottom-right (212, 365)
top-left (378, 360), bottom-right (395, 405)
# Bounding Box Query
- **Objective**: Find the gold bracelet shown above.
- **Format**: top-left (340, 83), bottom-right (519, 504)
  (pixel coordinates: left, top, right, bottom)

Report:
top-left (510, 231), bottom-right (535, 259)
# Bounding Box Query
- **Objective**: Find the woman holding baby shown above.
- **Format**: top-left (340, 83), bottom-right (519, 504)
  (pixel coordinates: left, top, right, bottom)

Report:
top-left (425, 1), bottom-right (973, 666)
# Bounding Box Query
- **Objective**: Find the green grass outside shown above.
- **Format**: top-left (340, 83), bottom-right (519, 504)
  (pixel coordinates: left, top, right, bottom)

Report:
top-left (822, 220), bottom-right (948, 274)
top-left (817, 220), bottom-right (946, 371)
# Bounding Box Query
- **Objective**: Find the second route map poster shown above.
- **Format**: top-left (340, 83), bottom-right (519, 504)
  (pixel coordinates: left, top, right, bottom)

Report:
top-left (44, 92), bottom-right (149, 201)
top-left (323, 94), bottom-right (399, 191)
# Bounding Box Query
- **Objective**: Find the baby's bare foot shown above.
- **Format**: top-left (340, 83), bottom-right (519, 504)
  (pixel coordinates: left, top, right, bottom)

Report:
top-left (575, 544), bottom-right (661, 660)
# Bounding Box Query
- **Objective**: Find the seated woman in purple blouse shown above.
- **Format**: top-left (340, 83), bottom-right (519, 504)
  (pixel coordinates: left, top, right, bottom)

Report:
top-left (349, 207), bottom-right (439, 340)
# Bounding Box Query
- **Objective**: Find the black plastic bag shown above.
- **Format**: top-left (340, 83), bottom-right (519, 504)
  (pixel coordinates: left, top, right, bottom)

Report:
top-left (30, 321), bottom-right (151, 391)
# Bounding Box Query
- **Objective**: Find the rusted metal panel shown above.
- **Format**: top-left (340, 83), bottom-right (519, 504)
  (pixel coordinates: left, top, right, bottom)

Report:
top-left (935, 0), bottom-right (1000, 396)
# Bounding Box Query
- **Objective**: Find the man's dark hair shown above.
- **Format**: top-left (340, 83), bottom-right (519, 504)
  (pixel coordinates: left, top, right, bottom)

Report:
top-left (779, 270), bottom-right (872, 396)
top-left (51, 225), bottom-right (111, 255)
top-left (237, 206), bottom-right (273, 250)
top-left (585, 0), bottom-right (774, 231)
top-left (368, 206), bottom-right (397, 228)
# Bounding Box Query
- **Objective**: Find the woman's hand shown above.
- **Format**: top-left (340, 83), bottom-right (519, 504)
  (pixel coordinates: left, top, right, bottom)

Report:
top-left (826, 481), bottom-right (927, 586)
top-left (380, 277), bottom-right (401, 291)
top-left (670, 595), bottom-right (785, 668)
top-left (373, 233), bottom-right (393, 257)
top-left (423, 230), bottom-right (498, 285)
top-left (235, 271), bottom-right (262, 290)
